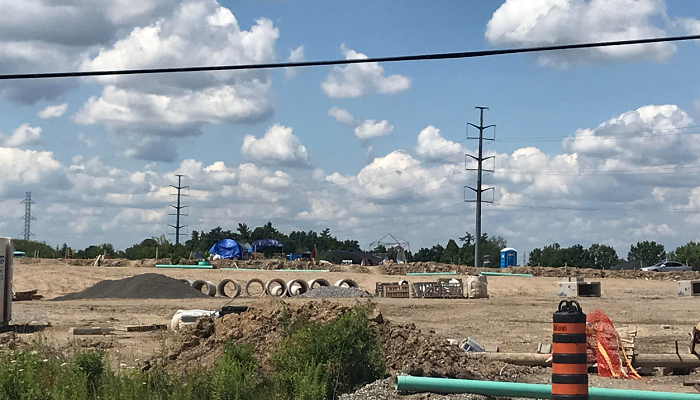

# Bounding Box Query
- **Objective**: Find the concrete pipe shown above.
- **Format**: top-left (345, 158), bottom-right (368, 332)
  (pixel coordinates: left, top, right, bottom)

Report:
top-left (286, 279), bottom-right (310, 296)
top-left (191, 280), bottom-right (217, 297)
top-left (334, 278), bottom-right (358, 288)
top-left (266, 278), bottom-right (288, 297)
top-left (217, 279), bottom-right (241, 298)
top-left (245, 278), bottom-right (266, 297)
top-left (398, 280), bottom-right (409, 286)
top-left (308, 278), bottom-right (330, 289)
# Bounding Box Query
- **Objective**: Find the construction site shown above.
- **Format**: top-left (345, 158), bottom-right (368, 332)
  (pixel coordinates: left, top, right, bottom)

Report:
top-left (4, 249), bottom-right (700, 398)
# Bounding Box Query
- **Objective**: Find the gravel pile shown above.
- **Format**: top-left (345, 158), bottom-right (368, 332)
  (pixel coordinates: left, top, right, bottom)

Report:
top-left (300, 286), bottom-right (371, 298)
top-left (53, 273), bottom-right (209, 300)
top-left (339, 378), bottom-right (497, 400)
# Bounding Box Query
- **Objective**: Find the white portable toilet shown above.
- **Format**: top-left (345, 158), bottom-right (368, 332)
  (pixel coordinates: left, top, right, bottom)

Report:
top-left (0, 237), bottom-right (12, 328)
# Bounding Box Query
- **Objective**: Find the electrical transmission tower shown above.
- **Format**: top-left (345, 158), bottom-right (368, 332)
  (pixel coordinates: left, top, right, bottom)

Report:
top-left (168, 175), bottom-right (188, 244)
top-left (20, 192), bottom-right (36, 241)
top-left (465, 107), bottom-right (495, 267)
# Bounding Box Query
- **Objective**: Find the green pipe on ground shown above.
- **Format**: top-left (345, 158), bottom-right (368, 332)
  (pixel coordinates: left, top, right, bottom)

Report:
top-left (405, 272), bottom-right (457, 276)
top-left (218, 268), bottom-right (330, 272)
top-left (155, 264), bottom-right (213, 269)
top-left (394, 376), bottom-right (700, 400)
top-left (480, 271), bottom-right (533, 277)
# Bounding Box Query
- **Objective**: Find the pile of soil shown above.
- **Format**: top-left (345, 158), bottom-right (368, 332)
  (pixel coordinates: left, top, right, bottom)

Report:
top-left (52, 273), bottom-right (209, 300)
top-left (161, 299), bottom-right (539, 382)
top-left (211, 259), bottom-right (336, 271)
top-left (379, 262), bottom-right (700, 281)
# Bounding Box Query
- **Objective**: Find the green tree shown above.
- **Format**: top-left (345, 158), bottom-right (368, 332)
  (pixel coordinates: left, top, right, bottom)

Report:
top-left (668, 241), bottom-right (700, 271)
top-left (540, 243), bottom-right (566, 267)
top-left (11, 239), bottom-right (61, 258)
top-left (565, 244), bottom-right (590, 268)
top-left (588, 243), bottom-right (620, 269)
top-left (413, 244), bottom-right (444, 262)
top-left (628, 241), bottom-right (666, 266)
top-left (440, 239), bottom-right (460, 264)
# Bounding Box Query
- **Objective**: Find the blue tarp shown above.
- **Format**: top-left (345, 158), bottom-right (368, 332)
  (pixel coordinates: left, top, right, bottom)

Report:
top-left (249, 239), bottom-right (284, 252)
top-left (209, 239), bottom-right (243, 260)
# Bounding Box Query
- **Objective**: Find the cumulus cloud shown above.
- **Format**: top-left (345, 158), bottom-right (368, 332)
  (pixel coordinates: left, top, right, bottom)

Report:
top-left (73, 0), bottom-right (279, 160)
top-left (38, 103), bottom-right (68, 119)
top-left (241, 124), bottom-right (311, 168)
top-left (0, 0), bottom-right (176, 103)
top-left (1, 124), bottom-right (42, 147)
top-left (415, 125), bottom-right (465, 162)
top-left (285, 45), bottom-right (306, 78)
top-left (354, 119), bottom-right (393, 140)
top-left (485, 0), bottom-right (676, 67)
top-left (321, 44), bottom-right (411, 98)
top-left (328, 107), bottom-right (357, 125)
top-left (77, 132), bottom-right (97, 148)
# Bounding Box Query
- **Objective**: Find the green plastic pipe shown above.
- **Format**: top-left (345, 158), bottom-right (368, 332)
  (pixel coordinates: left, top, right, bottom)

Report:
top-left (218, 268), bottom-right (329, 272)
top-left (480, 271), bottom-right (533, 277)
top-left (394, 376), bottom-right (700, 400)
top-left (155, 264), bottom-right (213, 269)
top-left (406, 272), bottom-right (457, 276)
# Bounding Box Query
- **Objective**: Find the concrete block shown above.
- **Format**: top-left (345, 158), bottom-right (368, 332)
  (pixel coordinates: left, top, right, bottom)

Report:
top-left (558, 281), bottom-right (601, 297)
top-left (567, 277), bottom-right (584, 282)
top-left (677, 280), bottom-right (700, 297)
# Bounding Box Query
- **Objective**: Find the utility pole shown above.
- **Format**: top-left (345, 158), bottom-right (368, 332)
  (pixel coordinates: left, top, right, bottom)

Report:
top-left (169, 175), bottom-right (188, 244)
top-left (466, 107), bottom-right (495, 267)
top-left (20, 192), bottom-right (36, 241)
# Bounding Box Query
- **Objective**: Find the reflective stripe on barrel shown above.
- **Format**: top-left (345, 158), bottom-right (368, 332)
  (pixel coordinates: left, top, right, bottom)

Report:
top-left (552, 300), bottom-right (588, 400)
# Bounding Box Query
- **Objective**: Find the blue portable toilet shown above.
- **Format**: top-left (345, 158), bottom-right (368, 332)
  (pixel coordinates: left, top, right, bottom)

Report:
top-left (500, 248), bottom-right (517, 268)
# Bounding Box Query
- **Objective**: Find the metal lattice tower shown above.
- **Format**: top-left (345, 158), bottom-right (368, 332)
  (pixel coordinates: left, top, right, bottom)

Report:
top-left (465, 107), bottom-right (495, 267)
top-left (20, 192), bottom-right (36, 241)
top-left (168, 175), bottom-right (189, 244)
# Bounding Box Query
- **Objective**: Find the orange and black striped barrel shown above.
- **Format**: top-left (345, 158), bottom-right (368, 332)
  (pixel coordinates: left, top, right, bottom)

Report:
top-left (552, 300), bottom-right (588, 400)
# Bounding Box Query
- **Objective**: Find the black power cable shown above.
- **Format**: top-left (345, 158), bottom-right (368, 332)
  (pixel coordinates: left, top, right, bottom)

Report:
top-left (1, 35), bottom-right (699, 80)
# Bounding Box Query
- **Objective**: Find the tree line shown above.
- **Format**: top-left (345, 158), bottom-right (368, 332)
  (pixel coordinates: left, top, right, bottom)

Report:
top-left (11, 224), bottom-right (700, 271)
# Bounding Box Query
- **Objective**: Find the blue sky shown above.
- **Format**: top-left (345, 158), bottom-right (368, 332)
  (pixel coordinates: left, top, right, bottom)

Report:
top-left (1, 0), bottom-right (700, 260)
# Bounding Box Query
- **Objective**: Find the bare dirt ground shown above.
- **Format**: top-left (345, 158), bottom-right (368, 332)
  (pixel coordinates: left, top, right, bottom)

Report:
top-left (7, 259), bottom-right (700, 394)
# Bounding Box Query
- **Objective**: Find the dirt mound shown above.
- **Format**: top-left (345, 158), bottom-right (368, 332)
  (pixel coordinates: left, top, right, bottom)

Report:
top-left (161, 299), bottom-right (536, 382)
top-left (379, 262), bottom-right (700, 281)
top-left (52, 273), bottom-right (208, 300)
top-left (211, 259), bottom-right (331, 271)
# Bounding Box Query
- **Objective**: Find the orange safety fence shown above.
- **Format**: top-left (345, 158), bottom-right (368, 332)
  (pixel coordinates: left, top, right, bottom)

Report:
top-left (585, 309), bottom-right (641, 379)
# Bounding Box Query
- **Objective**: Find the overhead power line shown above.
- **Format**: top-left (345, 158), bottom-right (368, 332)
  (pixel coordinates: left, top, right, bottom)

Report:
top-left (2, 35), bottom-right (699, 80)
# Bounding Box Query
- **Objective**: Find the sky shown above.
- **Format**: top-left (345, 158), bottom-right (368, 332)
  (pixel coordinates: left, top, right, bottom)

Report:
top-left (1, 0), bottom-right (700, 260)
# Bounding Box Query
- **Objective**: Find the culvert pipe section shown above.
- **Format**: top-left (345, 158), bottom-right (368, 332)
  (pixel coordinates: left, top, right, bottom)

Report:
top-left (265, 278), bottom-right (288, 297)
top-left (308, 278), bottom-right (330, 289)
top-left (334, 278), bottom-right (358, 288)
top-left (286, 279), bottom-right (310, 296)
top-left (394, 376), bottom-right (700, 400)
top-left (190, 280), bottom-right (217, 297)
top-left (217, 279), bottom-right (241, 298)
top-left (245, 278), bottom-right (266, 297)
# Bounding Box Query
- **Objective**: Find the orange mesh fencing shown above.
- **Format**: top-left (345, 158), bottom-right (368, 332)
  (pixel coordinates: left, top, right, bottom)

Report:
top-left (586, 309), bottom-right (640, 379)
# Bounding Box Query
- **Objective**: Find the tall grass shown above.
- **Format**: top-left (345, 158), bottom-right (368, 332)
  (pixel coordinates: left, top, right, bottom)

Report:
top-left (0, 303), bottom-right (385, 400)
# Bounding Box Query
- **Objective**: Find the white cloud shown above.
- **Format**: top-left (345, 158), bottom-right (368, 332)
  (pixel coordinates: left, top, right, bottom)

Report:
top-left (354, 119), bottom-right (393, 140)
top-left (241, 124), bottom-right (311, 168)
top-left (1, 124), bottom-right (42, 147)
top-left (485, 0), bottom-right (676, 67)
top-left (0, 0), bottom-right (175, 103)
top-left (328, 107), bottom-right (357, 125)
top-left (38, 103), bottom-right (68, 119)
top-left (285, 45), bottom-right (306, 78)
top-left (0, 147), bottom-right (64, 196)
top-left (321, 44), bottom-right (411, 98)
top-left (78, 133), bottom-right (97, 149)
top-left (74, 0), bottom-right (279, 161)
top-left (415, 125), bottom-right (465, 162)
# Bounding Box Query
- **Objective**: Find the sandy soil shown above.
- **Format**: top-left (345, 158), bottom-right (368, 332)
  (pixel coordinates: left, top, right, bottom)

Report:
top-left (7, 260), bottom-right (700, 394)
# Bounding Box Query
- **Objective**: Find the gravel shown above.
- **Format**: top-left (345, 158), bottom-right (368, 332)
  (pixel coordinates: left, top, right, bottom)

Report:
top-left (338, 378), bottom-right (500, 400)
top-left (299, 286), bottom-right (371, 298)
top-left (52, 273), bottom-right (209, 300)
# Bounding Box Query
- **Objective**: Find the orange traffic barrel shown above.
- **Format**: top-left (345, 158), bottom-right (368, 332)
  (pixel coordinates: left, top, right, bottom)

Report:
top-left (552, 300), bottom-right (588, 400)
